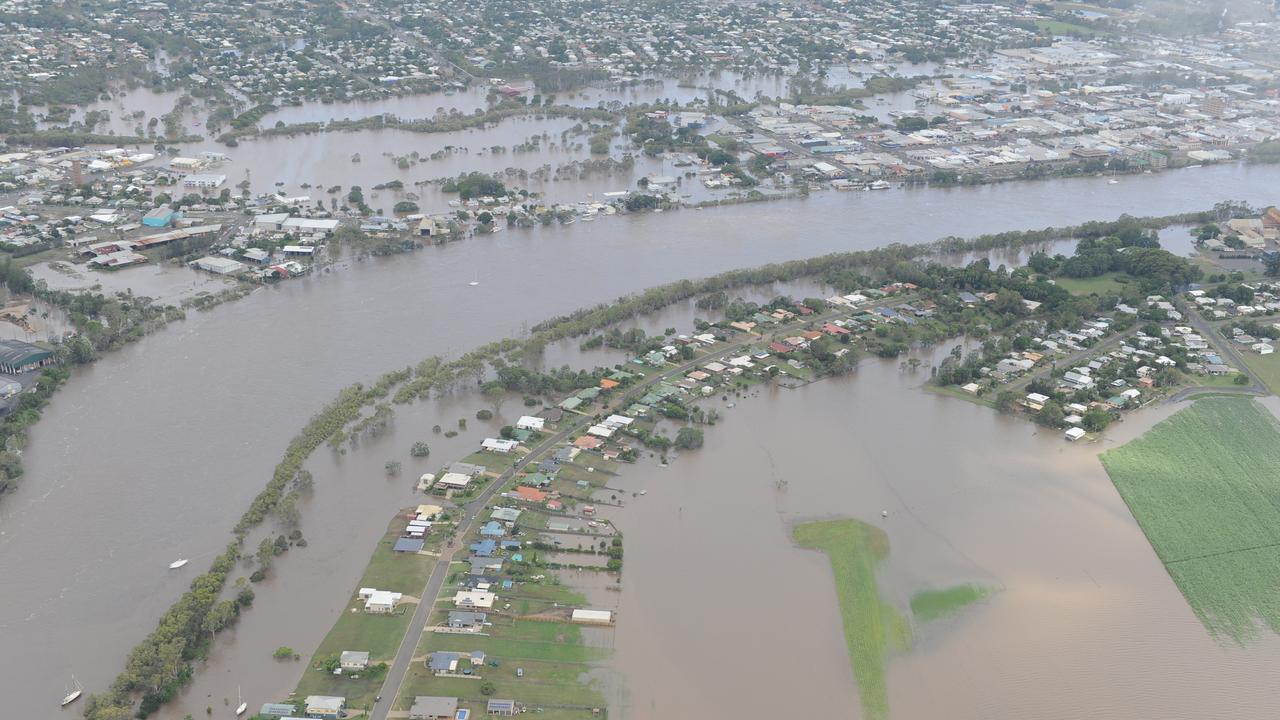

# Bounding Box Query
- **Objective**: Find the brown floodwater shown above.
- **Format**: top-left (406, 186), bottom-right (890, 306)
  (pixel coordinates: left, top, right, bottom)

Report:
top-left (605, 358), bottom-right (1280, 719)
top-left (4, 161), bottom-right (1280, 717)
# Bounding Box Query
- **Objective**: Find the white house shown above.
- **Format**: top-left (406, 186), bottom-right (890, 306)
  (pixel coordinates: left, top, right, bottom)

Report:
top-left (515, 415), bottom-right (545, 432)
top-left (340, 651), bottom-right (370, 670)
top-left (436, 472), bottom-right (473, 490)
top-left (364, 590), bottom-right (402, 614)
top-left (454, 590), bottom-right (496, 609)
top-left (481, 438), bottom-right (518, 454)
top-left (1064, 427), bottom-right (1087, 441)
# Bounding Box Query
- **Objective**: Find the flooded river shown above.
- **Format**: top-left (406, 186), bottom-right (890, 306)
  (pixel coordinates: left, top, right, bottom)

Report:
top-left (3, 162), bottom-right (1280, 717)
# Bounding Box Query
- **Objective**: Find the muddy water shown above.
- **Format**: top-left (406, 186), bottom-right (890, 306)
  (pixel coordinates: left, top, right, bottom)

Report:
top-left (608, 360), bottom-right (1280, 719)
top-left (4, 162), bottom-right (1280, 717)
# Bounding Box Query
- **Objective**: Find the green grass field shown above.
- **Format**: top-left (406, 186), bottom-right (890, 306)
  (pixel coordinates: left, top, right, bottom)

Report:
top-left (1100, 397), bottom-right (1280, 642)
top-left (793, 519), bottom-right (909, 720)
top-left (1052, 272), bottom-right (1128, 296)
top-left (398, 611), bottom-right (608, 715)
top-left (910, 585), bottom-right (993, 622)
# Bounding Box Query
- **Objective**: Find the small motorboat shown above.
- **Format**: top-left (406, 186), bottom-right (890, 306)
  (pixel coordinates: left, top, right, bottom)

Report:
top-left (61, 676), bottom-right (83, 707)
top-left (169, 559), bottom-right (189, 570)
top-left (1107, 179), bottom-right (1119, 185)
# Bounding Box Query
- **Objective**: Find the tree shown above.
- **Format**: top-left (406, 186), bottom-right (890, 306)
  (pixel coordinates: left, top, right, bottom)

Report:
top-left (674, 427), bottom-right (704, 450)
top-left (1266, 253), bottom-right (1280, 277)
top-left (480, 682), bottom-right (497, 696)
top-left (1036, 400), bottom-right (1065, 428)
top-left (410, 441), bottom-right (431, 457)
top-left (393, 200), bottom-right (419, 214)
top-left (273, 646), bottom-right (295, 660)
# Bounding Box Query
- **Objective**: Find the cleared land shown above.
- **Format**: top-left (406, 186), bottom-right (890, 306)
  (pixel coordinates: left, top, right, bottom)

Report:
top-left (793, 519), bottom-right (909, 720)
top-left (1052, 272), bottom-right (1128, 296)
top-left (910, 585), bottom-right (992, 622)
top-left (1100, 397), bottom-right (1280, 643)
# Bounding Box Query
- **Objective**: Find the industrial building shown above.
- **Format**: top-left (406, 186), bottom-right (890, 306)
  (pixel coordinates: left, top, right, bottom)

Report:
top-left (141, 206), bottom-right (180, 228)
top-left (0, 339), bottom-right (54, 374)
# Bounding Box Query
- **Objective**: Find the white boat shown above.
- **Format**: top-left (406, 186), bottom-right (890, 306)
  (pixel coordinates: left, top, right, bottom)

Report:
top-left (235, 685), bottom-right (247, 716)
top-left (168, 558), bottom-right (189, 570)
top-left (868, 180), bottom-right (891, 190)
top-left (61, 676), bottom-right (83, 707)
top-left (1107, 179), bottom-right (1119, 184)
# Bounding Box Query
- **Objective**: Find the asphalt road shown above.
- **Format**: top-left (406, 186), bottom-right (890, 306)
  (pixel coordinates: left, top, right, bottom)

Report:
top-left (1162, 299), bottom-right (1268, 403)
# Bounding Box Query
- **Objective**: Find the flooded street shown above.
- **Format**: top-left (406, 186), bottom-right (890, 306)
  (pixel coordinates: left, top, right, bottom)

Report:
top-left (3, 161), bottom-right (1280, 717)
top-left (608, 361), bottom-right (1280, 719)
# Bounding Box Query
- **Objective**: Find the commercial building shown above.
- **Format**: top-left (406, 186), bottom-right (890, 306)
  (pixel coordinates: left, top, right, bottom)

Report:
top-left (193, 256), bottom-right (245, 275)
top-left (182, 173), bottom-right (227, 189)
top-left (0, 340), bottom-right (53, 374)
top-left (141, 207), bottom-right (179, 228)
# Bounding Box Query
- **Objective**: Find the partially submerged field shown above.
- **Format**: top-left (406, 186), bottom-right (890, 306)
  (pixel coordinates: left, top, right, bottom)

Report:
top-left (1100, 397), bottom-right (1280, 643)
top-left (793, 519), bottom-right (909, 720)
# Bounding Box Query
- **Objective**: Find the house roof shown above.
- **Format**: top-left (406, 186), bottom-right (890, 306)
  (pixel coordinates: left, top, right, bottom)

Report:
top-left (0, 339), bottom-right (50, 367)
top-left (410, 696), bottom-right (459, 718)
top-left (393, 537), bottom-right (425, 553)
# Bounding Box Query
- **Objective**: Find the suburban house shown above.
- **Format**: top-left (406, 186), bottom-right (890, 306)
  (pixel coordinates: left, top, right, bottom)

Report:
top-left (435, 472), bottom-right (473, 490)
top-left (454, 590), bottom-right (496, 609)
top-left (257, 703), bottom-right (297, 717)
top-left (516, 415), bottom-right (545, 431)
top-left (447, 610), bottom-right (487, 629)
top-left (428, 650), bottom-right (485, 676)
top-left (303, 695), bottom-right (346, 720)
top-left (482, 438), bottom-right (518, 454)
top-left (339, 651), bottom-right (369, 671)
top-left (359, 589), bottom-right (401, 614)
top-left (410, 696), bottom-right (459, 720)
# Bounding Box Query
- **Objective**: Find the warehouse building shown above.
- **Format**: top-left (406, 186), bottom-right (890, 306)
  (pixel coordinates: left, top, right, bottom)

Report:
top-left (0, 339), bottom-right (54, 374)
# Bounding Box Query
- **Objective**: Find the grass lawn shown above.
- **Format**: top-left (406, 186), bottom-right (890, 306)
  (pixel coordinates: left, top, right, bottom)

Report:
top-left (793, 519), bottom-right (909, 720)
top-left (1234, 350), bottom-right (1280, 395)
top-left (910, 585), bottom-right (993, 622)
top-left (397, 616), bottom-right (608, 715)
top-left (1053, 272), bottom-right (1128, 296)
top-left (1100, 397), bottom-right (1280, 642)
top-left (460, 450), bottom-right (521, 473)
top-left (925, 382), bottom-right (997, 408)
